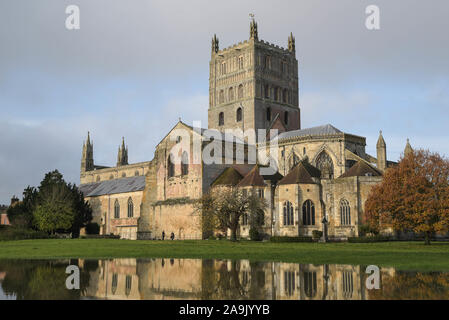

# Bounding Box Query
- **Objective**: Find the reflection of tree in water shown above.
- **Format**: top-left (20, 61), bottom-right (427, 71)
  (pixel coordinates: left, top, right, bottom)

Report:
top-left (0, 259), bottom-right (97, 300)
top-left (367, 271), bottom-right (449, 300)
top-left (200, 260), bottom-right (269, 300)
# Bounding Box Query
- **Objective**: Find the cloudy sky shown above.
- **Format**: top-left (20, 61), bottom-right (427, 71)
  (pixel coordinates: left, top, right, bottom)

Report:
top-left (0, 0), bottom-right (448, 204)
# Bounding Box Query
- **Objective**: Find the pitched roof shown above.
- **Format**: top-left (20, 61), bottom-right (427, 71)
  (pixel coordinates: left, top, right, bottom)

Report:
top-left (237, 165), bottom-right (266, 187)
top-left (339, 161), bottom-right (382, 178)
top-left (211, 167), bottom-right (245, 187)
top-left (237, 165), bottom-right (284, 187)
top-left (278, 161), bottom-right (321, 185)
top-left (271, 124), bottom-right (342, 141)
top-left (79, 176), bottom-right (146, 197)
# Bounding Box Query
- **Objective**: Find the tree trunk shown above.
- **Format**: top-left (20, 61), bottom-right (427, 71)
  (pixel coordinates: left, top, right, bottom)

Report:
top-left (424, 231), bottom-right (431, 245)
top-left (230, 227), bottom-right (237, 242)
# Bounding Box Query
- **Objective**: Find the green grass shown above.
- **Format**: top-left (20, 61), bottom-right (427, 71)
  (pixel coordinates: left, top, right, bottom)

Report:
top-left (1, 239), bottom-right (449, 271)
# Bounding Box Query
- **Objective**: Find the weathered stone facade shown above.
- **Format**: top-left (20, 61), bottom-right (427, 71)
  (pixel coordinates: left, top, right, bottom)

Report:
top-left (79, 20), bottom-right (406, 240)
top-left (82, 258), bottom-right (396, 300)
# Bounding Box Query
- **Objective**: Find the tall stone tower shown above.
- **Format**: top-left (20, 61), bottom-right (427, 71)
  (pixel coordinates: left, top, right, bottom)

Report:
top-left (81, 132), bottom-right (94, 173)
top-left (376, 130), bottom-right (387, 172)
top-left (117, 137), bottom-right (128, 166)
top-left (208, 19), bottom-right (300, 137)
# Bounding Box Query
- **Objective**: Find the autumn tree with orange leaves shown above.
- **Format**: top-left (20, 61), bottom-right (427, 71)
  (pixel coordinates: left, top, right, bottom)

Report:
top-left (365, 149), bottom-right (449, 245)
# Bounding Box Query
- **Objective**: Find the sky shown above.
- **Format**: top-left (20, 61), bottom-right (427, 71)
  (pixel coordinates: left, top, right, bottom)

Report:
top-left (0, 0), bottom-right (448, 204)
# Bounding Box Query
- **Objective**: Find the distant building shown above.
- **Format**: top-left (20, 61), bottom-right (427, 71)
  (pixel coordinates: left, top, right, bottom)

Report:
top-left (0, 205), bottom-right (10, 226)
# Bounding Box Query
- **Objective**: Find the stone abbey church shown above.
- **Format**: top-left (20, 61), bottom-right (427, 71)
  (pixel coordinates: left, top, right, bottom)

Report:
top-left (80, 20), bottom-right (410, 240)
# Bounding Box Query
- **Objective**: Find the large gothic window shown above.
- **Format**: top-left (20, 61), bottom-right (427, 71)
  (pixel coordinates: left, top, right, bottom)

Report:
top-left (111, 273), bottom-right (118, 294)
top-left (218, 112), bottom-right (224, 126)
top-left (302, 200), bottom-right (315, 226)
top-left (283, 201), bottom-right (294, 226)
top-left (316, 152), bottom-right (334, 179)
top-left (303, 271), bottom-right (317, 298)
top-left (284, 111), bottom-right (289, 125)
top-left (266, 107), bottom-right (271, 121)
top-left (127, 197), bottom-right (134, 218)
top-left (238, 84), bottom-right (244, 99)
top-left (236, 107), bottom-right (242, 122)
top-left (181, 151), bottom-right (189, 176)
top-left (340, 199), bottom-right (351, 225)
top-left (167, 154), bottom-right (175, 178)
top-left (114, 199), bottom-right (120, 219)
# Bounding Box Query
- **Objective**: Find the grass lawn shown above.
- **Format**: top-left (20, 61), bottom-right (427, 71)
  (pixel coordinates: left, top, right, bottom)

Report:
top-left (0, 239), bottom-right (448, 271)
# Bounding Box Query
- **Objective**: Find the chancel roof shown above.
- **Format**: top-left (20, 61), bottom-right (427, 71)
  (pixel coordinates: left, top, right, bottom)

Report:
top-left (79, 176), bottom-right (146, 197)
top-left (271, 124), bottom-right (342, 142)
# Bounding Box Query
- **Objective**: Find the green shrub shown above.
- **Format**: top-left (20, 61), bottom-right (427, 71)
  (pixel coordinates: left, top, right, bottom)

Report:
top-left (347, 235), bottom-right (392, 243)
top-left (270, 236), bottom-right (313, 243)
top-left (358, 224), bottom-right (379, 237)
top-left (312, 230), bottom-right (323, 240)
top-left (80, 234), bottom-right (120, 239)
top-left (0, 227), bottom-right (52, 241)
top-left (249, 227), bottom-right (263, 241)
top-left (85, 222), bottom-right (100, 235)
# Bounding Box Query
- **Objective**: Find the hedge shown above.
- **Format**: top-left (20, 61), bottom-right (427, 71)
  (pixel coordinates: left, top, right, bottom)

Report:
top-left (347, 235), bottom-right (393, 243)
top-left (0, 227), bottom-right (53, 241)
top-left (270, 236), bottom-right (313, 243)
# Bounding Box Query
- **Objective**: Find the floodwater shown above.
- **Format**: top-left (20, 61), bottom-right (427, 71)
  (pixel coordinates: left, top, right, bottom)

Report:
top-left (0, 258), bottom-right (448, 300)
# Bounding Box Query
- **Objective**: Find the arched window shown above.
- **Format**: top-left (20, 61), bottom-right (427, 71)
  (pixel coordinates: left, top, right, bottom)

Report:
top-left (238, 84), bottom-right (244, 99)
top-left (181, 151), bottom-right (189, 176)
top-left (96, 176), bottom-right (100, 182)
top-left (274, 87), bottom-right (280, 101)
top-left (284, 111), bottom-right (289, 125)
top-left (218, 112), bottom-right (224, 126)
top-left (114, 199), bottom-right (120, 219)
top-left (122, 172), bottom-right (126, 178)
top-left (111, 273), bottom-right (118, 295)
top-left (127, 197), bottom-right (134, 218)
top-left (340, 199), bottom-right (351, 225)
top-left (134, 170), bottom-right (139, 176)
top-left (342, 271), bottom-right (353, 299)
top-left (167, 154), bottom-right (175, 178)
top-left (219, 90), bottom-right (224, 104)
top-left (264, 85), bottom-right (270, 98)
top-left (228, 87), bottom-right (234, 101)
top-left (283, 89), bottom-right (288, 103)
top-left (284, 271), bottom-right (295, 296)
top-left (242, 213), bottom-right (248, 226)
top-left (283, 201), bottom-right (294, 226)
top-left (125, 275), bottom-right (132, 296)
top-left (236, 107), bottom-right (242, 122)
top-left (302, 200), bottom-right (315, 226)
top-left (304, 271), bottom-right (317, 298)
top-left (266, 107), bottom-right (271, 121)
top-left (316, 152), bottom-right (334, 179)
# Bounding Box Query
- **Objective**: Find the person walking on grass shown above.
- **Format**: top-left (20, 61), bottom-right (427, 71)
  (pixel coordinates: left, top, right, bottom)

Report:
top-left (170, 232), bottom-right (175, 240)
top-left (162, 231), bottom-right (165, 240)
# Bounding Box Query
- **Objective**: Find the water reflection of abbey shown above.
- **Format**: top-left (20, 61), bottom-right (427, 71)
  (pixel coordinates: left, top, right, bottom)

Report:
top-left (82, 259), bottom-right (395, 300)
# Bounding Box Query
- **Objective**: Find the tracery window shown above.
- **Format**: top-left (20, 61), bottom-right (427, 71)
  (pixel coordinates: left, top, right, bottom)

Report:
top-left (283, 201), bottom-right (294, 226)
top-left (316, 152), bottom-right (334, 179)
top-left (302, 200), bottom-right (315, 226)
top-left (340, 199), bottom-right (351, 225)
